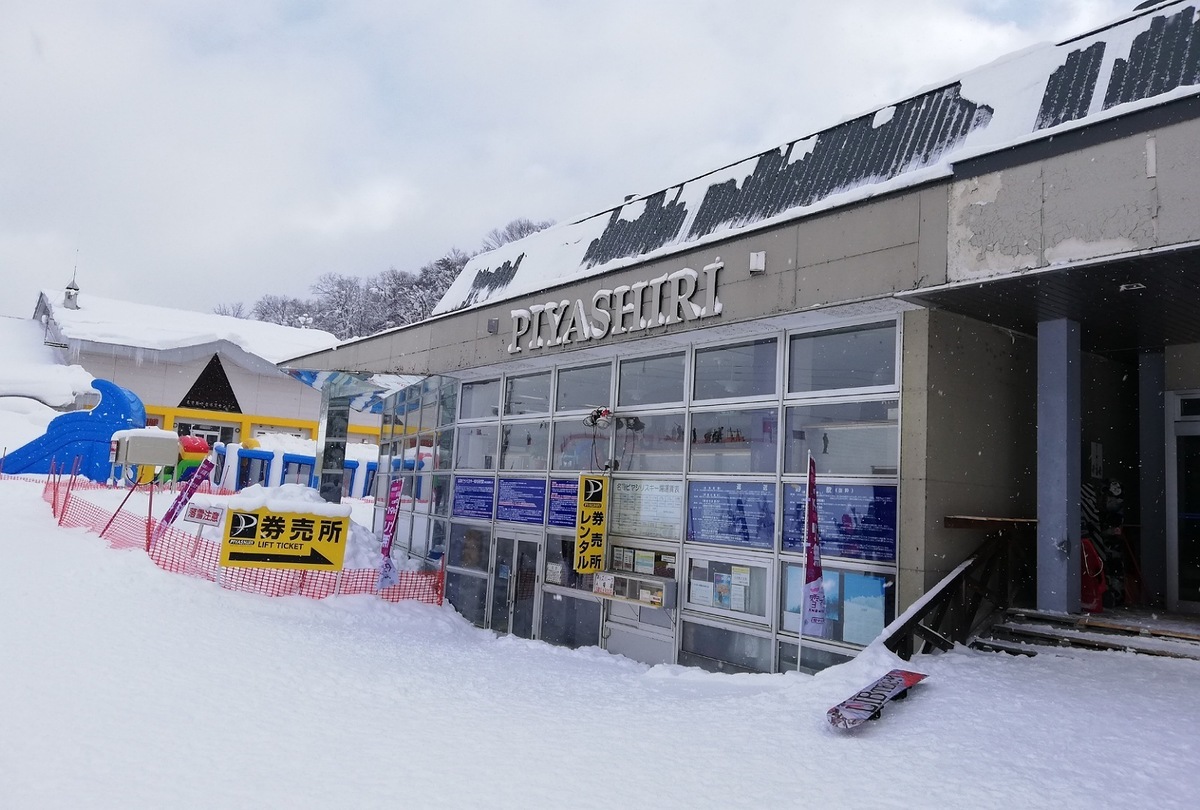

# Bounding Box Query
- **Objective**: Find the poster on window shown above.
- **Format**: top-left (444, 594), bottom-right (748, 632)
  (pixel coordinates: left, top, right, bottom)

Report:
top-left (548, 479), bottom-right (579, 528)
top-left (610, 479), bottom-right (683, 541)
top-left (686, 481), bottom-right (775, 549)
top-left (782, 483), bottom-right (896, 562)
top-left (452, 476), bottom-right (496, 520)
top-left (496, 477), bottom-right (546, 525)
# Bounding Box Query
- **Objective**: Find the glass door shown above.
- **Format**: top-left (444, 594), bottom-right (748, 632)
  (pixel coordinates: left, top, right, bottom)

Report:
top-left (489, 533), bottom-right (541, 637)
top-left (1170, 421), bottom-right (1200, 613)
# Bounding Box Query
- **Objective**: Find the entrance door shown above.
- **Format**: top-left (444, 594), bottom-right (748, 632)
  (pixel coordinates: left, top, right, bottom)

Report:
top-left (1169, 421), bottom-right (1200, 613)
top-left (489, 533), bottom-right (541, 638)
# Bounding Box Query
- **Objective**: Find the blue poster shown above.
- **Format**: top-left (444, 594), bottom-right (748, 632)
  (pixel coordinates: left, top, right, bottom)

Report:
top-left (782, 483), bottom-right (896, 562)
top-left (687, 481), bottom-right (775, 549)
top-left (452, 476), bottom-right (495, 520)
top-left (497, 478), bottom-right (547, 525)
top-left (548, 479), bottom-right (578, 529)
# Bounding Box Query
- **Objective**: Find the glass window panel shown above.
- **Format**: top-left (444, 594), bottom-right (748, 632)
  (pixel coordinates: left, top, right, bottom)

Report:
top-left (618, 352), bottom-right (685, 407)
top-left (428, 519), bottom-right (447, 563)
top-left (556, 363), bottom-right (612, 412)
top-left (410, 514), bottom-right (430, 557)
top-left (613, 413), bottom-right (686, 473)
top-left (553, 418), bottom-right (611, 472)
top-left (500, 421), bottom-right (550, 471)
top-left (459, 380), bottom-right (501, 420)
top-left (439, 383), bottom-right (458, 427)
top-left (689, 408), bottom-right (778, 474)
top-left (434, 429), bottom-right (454, 470)
top-left (413, 473), bottom-right (433, 513)
top-left (447, 523), bottom-right (491, 573)
top-left (430, 473), bottom-right (451, 516)
top-left (784, 401), bottom-right (899, 476)
top-left (544, 532), bottom-right (594, 592)
top-left (788, 323), bottom-right (896, 393)
top-left (391, 513), bottom-right (413, 556)
top-left (455, 425), bottom-right (498, 470)
top-left (679, 621), bottom-right (772, 674)
top-left (505, 372), bottom-right (552, 416)
top-left (694, 338), bottom-right (777, 400)
top-left (685, 556), bottom-right (768, 617)
top-left (540, 593), bottom-right (602, 649)
top-left (446, 571), bottom-right (488, 627)
top-left (778, 641), bottom-right (854, 674)
top-left (780, 563), bottom-right (894, 646)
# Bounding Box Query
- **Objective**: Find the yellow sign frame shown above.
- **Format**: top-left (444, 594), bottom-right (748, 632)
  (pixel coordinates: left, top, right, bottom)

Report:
top-left (574, 474), bottom-right (609, 574)
top-left (220, 507), bottom-right (350, 570)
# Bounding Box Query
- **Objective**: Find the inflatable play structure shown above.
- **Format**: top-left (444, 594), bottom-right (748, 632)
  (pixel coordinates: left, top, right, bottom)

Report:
top-left (0, 379), bottom-right (146, 481)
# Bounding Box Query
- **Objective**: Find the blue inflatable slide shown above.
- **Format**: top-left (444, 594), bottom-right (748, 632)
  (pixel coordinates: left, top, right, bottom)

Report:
top-left (1, 379), bottom-right (147, 481)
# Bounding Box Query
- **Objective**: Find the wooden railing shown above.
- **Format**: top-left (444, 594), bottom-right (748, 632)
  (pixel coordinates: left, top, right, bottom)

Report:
top-left (883, 518), bottom-right (1035, 659)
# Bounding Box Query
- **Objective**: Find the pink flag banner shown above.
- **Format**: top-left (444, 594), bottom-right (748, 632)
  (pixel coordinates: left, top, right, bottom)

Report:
top-left (377, 478), bottom-right (404, 591)
top-left (803, 454), bottom-right (829, 638)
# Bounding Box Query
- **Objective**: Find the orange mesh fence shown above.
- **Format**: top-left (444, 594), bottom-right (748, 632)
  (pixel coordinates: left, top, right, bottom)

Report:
top-left (27, 472), bottom-right (443, 606)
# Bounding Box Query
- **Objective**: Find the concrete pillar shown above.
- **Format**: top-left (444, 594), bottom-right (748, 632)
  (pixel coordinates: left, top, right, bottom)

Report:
top-left (1138, 351), bottom-right (1166, 606)
top-left (1037, 319), bottom-right (1081, 614)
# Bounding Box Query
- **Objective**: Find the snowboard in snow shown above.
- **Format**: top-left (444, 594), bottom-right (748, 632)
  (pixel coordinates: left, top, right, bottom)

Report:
top-left (827, 669), bottom-right (927, 730)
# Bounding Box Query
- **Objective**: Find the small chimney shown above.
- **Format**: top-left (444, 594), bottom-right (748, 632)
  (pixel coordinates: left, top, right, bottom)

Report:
top-left (64, 279), bottom-right (80, 310)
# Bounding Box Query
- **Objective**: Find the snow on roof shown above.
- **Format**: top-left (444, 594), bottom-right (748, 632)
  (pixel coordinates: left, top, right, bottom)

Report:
top-left (40, 290), bottom-right (340, 364)
top-left (0, 316), bottom-right (95, 408)
top-left (433, 1), bottom-right (1200, 316)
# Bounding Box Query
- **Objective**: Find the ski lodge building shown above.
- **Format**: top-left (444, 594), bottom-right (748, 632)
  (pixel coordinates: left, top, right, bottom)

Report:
top-left (287, 2), bottom-right (1200, 673)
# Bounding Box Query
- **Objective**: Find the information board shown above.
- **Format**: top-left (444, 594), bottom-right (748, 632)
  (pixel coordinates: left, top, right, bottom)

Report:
top-left (574, 474), bottom-right (609, 573)
top-left (610, 479), bottom-right (683, 541)
top-left (452, 476), bottom-right (496, 520)
top-left (686, 481), bottom-right (775, 549)
top-left (548, 478), bottom-right (579, 528)
top-left (496, 478), bottom-right (547, 525)
top-left (782, 483), bottom-right (896, 562)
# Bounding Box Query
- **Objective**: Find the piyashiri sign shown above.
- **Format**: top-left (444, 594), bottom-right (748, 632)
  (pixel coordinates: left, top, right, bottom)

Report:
top-left (508, 260), bottom-right (724, 353)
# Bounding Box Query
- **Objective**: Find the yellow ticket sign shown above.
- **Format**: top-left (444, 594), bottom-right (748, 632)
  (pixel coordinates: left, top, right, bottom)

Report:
top-left (220, 507), bottom-right (350, 570)
top-left (574, 474), bottom-right (609, 574)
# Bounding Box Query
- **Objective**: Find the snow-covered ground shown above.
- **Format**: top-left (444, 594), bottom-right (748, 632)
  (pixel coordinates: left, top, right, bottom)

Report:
top-left (1, 475), bottom-right (1197, 809)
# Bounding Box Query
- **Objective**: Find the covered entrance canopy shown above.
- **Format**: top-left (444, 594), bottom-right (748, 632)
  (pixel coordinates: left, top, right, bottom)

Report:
top-left (901, 242), bottom-right (1200, 615)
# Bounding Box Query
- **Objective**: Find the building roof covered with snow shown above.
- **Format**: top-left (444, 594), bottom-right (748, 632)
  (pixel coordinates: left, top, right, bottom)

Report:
top-left (429, 0), bottom-right (1200, 317)
top-left (35, 288), bottom-right (340, 368)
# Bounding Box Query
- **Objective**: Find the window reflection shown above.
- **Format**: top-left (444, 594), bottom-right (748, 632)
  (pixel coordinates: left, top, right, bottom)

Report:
top-left (613, 413), bottom-right (685, 473)
top-left (618, 352), bottom-right (685, 406)
top-left (694, 338), bottom-right (777, 400)
top-left (784, 400), bottom-right (898, 476)
top-left (788, 323), bottom-right (896, 393)
top-left (689, 408), bottom-right (778, 473)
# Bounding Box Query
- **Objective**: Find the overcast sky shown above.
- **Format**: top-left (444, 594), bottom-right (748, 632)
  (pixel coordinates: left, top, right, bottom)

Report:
top-left (0, 0), bottom-right (1133, 320)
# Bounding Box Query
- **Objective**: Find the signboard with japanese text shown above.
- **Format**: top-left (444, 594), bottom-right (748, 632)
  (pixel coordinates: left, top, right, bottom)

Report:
top-left (548, 479), bottom-right (579, 528)
top-left (497, 478), bottom-right (547, 525)
top-left (220, 507), bottom-right (350, 570)
top-left (610, 479), bottom-right (683, 541)
top-left (686, 481), bottom-right (775, 549)
top-left (183, 503), bottom-right (225, 527)
top-left (782, 483), bottom-right (896, 562)
top-left (452, 476), bottom-right (496, 520)
top-left (573, 474), bottom-right (609, 574)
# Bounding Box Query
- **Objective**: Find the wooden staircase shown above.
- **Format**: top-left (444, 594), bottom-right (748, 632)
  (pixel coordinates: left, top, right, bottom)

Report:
top-left (971, 608), bottom-right (1200, 660)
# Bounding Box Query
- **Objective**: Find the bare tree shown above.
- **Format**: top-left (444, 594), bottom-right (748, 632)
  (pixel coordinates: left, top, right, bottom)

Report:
top-left (480, 218), bottom-right (555, 252)
top-left (213, 301), bottom-right (247, 318)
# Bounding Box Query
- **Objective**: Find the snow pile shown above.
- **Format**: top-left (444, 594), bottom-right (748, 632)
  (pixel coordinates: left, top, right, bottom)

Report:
top-left (1, 475), bottom-right (1198, 809)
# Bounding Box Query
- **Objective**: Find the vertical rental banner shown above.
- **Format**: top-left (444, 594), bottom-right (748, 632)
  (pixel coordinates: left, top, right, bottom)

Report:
top-left (803, 454), bottom-right (829, 638)
top-left (376, 478), bottom-right (405, 591)
top-left (574, 474), bottom-right (609, 573)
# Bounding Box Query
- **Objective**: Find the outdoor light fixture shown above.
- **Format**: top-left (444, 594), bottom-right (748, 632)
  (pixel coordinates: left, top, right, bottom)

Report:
top-left (583, 407), bottom-right (612, 429)
top-left (486, 318), bottom-right (500, 334)
top-left (1118, 282), bottom-right (1146, 292)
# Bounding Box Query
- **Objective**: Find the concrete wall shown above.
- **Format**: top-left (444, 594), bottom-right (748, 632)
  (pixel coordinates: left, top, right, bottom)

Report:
top-left (899, 308), bottom-right (1038, 601)
top-left (948, 116), bottom-right (1200, 281)
top-left (1165, 343), bottom-right (1200, 390)
top-left (299, 185), bottom-right (949, 377)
